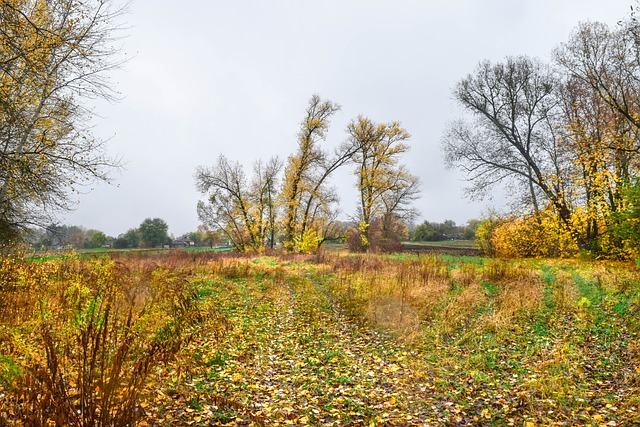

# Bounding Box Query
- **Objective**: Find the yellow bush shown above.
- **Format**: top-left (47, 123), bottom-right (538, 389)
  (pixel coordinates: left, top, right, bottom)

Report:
top-left (484, 210), bottom-right (578, 258)
top-left (293, 229), bottom-right (322, 254)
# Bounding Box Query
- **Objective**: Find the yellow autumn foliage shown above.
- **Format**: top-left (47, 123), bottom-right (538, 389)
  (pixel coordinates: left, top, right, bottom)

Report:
top-left (478, 209), bottom-right (578, 258)
top-left (292, 229), bottom-right (322, 254)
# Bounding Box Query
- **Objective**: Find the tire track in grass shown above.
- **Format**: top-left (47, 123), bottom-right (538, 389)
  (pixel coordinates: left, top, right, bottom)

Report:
top-left (145, 262), bottom-right (440, 426)
top-left (141, 258), bottom-right (640, 426)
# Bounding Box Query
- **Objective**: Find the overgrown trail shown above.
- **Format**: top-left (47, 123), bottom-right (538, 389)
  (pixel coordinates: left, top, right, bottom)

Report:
top-left (143, 259), bottom-right (438, 426)
top-left (140, 256), bottom-right (640, 426)
top-left (3, 253), bottom-right (637, 425)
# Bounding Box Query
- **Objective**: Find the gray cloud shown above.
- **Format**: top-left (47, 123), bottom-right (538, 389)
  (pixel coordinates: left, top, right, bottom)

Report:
top-left (63, 0), bottom-right (631, 236)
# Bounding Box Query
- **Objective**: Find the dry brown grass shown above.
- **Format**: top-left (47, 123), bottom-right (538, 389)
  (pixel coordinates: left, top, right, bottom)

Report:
top-left (553, 269), bottom-right (579, 310)
top-left (0, 254), bottom-right (219, 426)
top-left (482, 269), bottom-right (544, 332)
top-left (365, 296), bottom-right (420, 337)
top-left (451, 262), bottom-right (478, 287)
top-left (406, 276), bottom-right (451, 318)
top-left (319, 253), bottom-right (553, 341)
top-left (439, 282), bottom-right (487, 335)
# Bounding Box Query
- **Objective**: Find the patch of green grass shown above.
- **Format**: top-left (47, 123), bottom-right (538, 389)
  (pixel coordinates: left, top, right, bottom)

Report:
top-left (480, 281), bottom-right (499, 297)
top-left (206, 352), bottom-right (229, 367)
top-left (251, 256), bottom-right (279, 266)
top-left (25, 253), bottom-right (77, 262)
top-left (198, 288), bottom-right (214, 299)
top-left (405, 240), bottom-right (477, 248)
top-left (440, 254), bottom-right (485, 267)
top-left (187, 397), bottom-right (203, 411)
top-left (572, 271), bottom-right (600, 300)
top-left (0, 356), bottom-right (21, 387)
top-left (540, 263), bottom-right (556, 284)
top-left (613, 298), bottom-right (632, 315)
top-left (185, 246), bottom-right (232, 252)
top-left (322, 349), bottom-right (344, 363)
top-left (212, 408), bottom-right (236, 423)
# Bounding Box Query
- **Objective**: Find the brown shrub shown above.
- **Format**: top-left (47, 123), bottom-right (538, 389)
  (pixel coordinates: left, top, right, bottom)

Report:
top-left (0, 256), bottom-right (219, 427)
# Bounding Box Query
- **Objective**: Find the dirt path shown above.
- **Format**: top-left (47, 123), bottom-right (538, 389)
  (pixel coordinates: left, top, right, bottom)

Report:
top-left (142, 264), bottom-right (443, 426)
top-left (138, 258), bottom-right (640, 426)
top-left (402, 243), bottom-right (482, 257)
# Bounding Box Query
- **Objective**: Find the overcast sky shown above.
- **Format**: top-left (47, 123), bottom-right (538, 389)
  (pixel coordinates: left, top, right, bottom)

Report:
top-left (63, 0), bottom-right (633, 237)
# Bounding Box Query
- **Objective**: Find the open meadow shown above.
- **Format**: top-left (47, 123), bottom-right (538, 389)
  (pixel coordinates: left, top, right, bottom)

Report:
top-left (1, 250), bottom-right (639, 426)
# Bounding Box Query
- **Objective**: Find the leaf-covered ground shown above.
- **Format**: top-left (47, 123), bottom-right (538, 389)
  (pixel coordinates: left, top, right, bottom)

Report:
top-left (143, 260), bottom-right (429, 425)
top-left (136, 254), bottom-right (640, 426)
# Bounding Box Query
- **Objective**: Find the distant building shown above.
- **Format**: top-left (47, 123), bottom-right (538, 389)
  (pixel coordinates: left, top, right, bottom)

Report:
top-left (172, 234), bottom-right (196, 248)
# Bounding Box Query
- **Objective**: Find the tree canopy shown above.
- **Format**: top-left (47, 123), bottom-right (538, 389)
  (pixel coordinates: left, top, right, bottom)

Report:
top-left (138, 218), bottom-right (169, 248)
top-left (195, 95), bottom-right (420, 253)
top-left (347, 117), bottom-right (419, 251)
top-left (444, 13), bottom-right (640, 258)
top-left (0, 0), bottom-right (126, 244)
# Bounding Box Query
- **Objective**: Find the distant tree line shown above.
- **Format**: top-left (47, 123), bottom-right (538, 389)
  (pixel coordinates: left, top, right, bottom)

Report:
top-left (29, 218), bottom-right (189, 250)
top-left (111, 220), bottom-right (228, 249)
top-left (26, 217), bottom-right (253, 251)
top-left (29, 225), bottom-right (108, 250)
top-left (411, 219), bottom-right (481, 242)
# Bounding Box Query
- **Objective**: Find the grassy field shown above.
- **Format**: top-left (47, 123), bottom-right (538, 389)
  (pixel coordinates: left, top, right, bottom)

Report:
top-left (1, 250), bottom-right (639, 426)
top-left (24, 246), bottom-right (232, 261)
top-left (402, 240), bottom-right (477, 248)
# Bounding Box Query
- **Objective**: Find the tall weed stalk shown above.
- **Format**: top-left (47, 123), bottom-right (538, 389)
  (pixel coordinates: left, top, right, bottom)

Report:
top-left (0, 257), bottom-right (208, 427)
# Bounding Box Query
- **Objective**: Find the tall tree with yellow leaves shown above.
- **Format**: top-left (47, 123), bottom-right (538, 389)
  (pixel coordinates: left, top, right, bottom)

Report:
top-left (347, 117), bottom-right (419, 251)
top-left (281, 95), bottom-right (358, 252)
top-left (0, 0), bottom-right (127, 244)
top-left (559, 75), bottom-right (639, 254)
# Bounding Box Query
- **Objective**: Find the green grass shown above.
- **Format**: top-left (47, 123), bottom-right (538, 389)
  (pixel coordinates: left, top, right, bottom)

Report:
top-left (185, 246), bottom-right (233, 253)
top-left (4, 251), bottom-right (639, 426)
top-left (405, 239), bottom-right (477, 248)
top-left (24, 246), bottom-right (232, 261)
top-left (0, 356), bottom-right (21, 387)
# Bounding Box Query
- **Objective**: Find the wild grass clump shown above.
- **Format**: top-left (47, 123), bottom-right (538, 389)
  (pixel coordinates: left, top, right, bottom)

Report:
top-left (0, 255), bottom-right (214, 427)
top-left (481, 268), bottom-right (544, 332)
top-left (316, 253), bottom-right (639, 421)
top-left (320, 254), bottom-right (565, 341)
top-left (321, 253), bottom-right (470, 338)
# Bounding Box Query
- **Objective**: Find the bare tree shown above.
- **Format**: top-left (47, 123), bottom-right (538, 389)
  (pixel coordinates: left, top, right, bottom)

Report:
top-left (555, 21), bottom-right (640, 134)
top-left (196, 156), bottom-right (253, 251)
top-left (196, 155), bottom-right (282, 251)
top-left (381, 165), bottom-right (420, 225)
top-left (442, 57), bottom-right (579, 232)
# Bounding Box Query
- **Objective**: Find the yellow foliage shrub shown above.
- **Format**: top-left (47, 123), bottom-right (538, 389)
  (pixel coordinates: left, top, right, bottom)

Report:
top-left (481, 210), bottom-right (578, 258)
top-left (293, 229), bottom-right (322, 254)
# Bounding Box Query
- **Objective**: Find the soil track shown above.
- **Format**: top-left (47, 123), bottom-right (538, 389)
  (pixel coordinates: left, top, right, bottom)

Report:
top-left (401, 243), bottom-right (483, 257)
